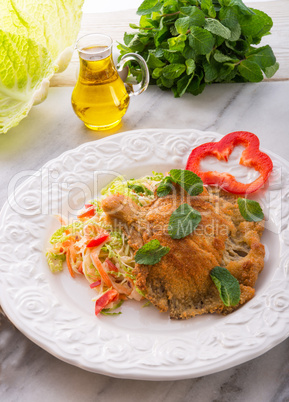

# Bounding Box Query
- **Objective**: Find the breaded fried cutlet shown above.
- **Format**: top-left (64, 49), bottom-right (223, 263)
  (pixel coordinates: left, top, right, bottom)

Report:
top-left (102, 185), bottom-right (265, 319)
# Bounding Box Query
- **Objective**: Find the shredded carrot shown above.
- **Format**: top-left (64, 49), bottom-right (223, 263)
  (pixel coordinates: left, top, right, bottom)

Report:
top-left (69, 246), bottom-right (77, 261)
top-left (66, 249), bottom-right (75, 278)
top-left (90, 252), bottom-right (112, 288)
top-left (62, 240), bottom-right (72, 248)
top-left (119, 294), bottom-right (128, 301)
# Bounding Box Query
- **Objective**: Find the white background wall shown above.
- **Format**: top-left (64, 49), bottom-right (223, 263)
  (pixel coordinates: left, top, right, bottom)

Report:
top-left (82, 0), bottom-right (274, 14)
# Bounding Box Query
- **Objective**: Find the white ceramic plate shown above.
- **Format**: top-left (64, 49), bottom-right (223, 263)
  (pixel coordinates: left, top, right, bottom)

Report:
top-left (0, 129), bottom-right (289, 380)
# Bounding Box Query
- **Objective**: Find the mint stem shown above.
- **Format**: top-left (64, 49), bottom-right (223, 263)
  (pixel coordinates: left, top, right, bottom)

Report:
top-left (161, 11), bottom-right (180, 17)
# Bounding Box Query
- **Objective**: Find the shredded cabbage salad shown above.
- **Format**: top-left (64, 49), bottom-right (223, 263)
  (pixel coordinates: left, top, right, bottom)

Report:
top-left (46, 172), bottom-right (163, 316)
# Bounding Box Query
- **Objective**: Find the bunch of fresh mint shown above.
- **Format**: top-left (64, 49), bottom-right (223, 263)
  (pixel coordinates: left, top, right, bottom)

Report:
top-left (118, 0), bottom-right (278, 97)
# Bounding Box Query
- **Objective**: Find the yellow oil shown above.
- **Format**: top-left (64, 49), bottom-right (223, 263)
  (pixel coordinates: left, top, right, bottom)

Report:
top-left (71, 48), bottom-right (130, 130)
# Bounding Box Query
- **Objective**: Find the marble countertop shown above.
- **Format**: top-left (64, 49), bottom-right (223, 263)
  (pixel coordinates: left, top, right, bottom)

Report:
top-left (1, 81), bottom-right (289, 401)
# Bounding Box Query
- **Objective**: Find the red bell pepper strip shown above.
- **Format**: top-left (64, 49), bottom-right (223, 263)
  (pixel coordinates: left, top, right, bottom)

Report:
top-left (105, 258), bottom-right (118, 273)
top-left (90, 280), bottom-right (101, 289)
top-left (95, 289), bottom-right (119, 316)
top-left (186, 131), bottom-right (273, 194)
top-left (77, 262), bottom-right (83, 274)
top-left (86, 234), bottom-right (109, 248)
top-left (77, 206), bottom-right (95, 219)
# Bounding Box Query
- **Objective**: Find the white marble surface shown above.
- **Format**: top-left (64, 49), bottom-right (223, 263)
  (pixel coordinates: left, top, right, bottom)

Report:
top-left (0, 82), bottom-right (289, 400)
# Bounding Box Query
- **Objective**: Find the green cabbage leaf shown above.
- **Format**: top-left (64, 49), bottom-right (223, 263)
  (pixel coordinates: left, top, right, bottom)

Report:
top-left (0, 0), bottom-right (84, 134)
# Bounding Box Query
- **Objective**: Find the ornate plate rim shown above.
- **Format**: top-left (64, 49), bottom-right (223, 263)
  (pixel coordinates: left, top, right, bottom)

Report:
top-left (0, 128), bottom-right (288, 381)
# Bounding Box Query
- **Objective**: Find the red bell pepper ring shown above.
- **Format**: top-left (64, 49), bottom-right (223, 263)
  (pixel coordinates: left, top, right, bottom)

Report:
top-left (186, 131), bottom-right (273, 194)
top-left (86, 233), bottom-right (109, 248)
top-left (95, 289), bottom-right (119, 316)
top-left (77, 205), bottom-right (95, 219)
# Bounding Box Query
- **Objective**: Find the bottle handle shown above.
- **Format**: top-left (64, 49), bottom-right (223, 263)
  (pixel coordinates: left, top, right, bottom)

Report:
top-left (117, 53), bottom-right (149, 97)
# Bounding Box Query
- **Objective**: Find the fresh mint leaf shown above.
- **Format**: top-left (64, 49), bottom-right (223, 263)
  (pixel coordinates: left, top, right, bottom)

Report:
top-left (247, 45), bottom-right (276, 70)
top-left (182, 6), bottom-right (206, 27)
top-left (203, 59), bottom-right (219, 82)
top-left (237, 198), bottom-right (264, 222)
top-left (183, 44), bottom-right (196, 60)
top-left (264, 62), bottom-right (279, 79)
top-left (129, 23), bottom-right (140, 30)
top-left (168, 203), bottom-right (202, 239)
top-left (140, 15), bottom-right (158, 28)
top-left (187, 72), bottom-right (206, 95)
top-left (201, 0), bottom-right (216, 18)
top-left (157, 176), bottom-right (174, 197)
top-left (147, 53), bottom-right (166, 68)
top-left (117, 43), bottom-right (132, 54)
top-left (204, 18), bottom-right (231, 39)
top-left (124, 33), bottom-right (135, 46)
top-left (169, 169), bottom-right (203, 196)
top-left (170, 25), bottom-right (179, 37)
top-left (210, 266), bottom-right (241, 306)
top-left (168, 34), bottom-right (187, 52)
top-left (135, 239), bottom-right (170, 265)
top-left (228, 0), bottom-right (254, 16)
top-left (251, 9), bottom-right (273, 37)
top-left (177, 74), bottom-right (194, 97)
top-left (218, 63), bottom-right (237, 82)
top-left (238, 9), bottom-right (272, 38)
top-left (185, 59), bottom-right (196, 75)
top-left (163, 49), bottom-right (185, 64)
top-left (175, 17), bottom-right (192, 35)
top-left (152, 67), bottom-right (163, 79)
top-left (238, 60), bottom-right (263, 82)
top-left (188, 27), bottom-right (215, 55)
top-left (154, 18), bottom-right (170, 47)
top-left (214, 50), bottom-right (238, 63)
top-left (127, 183), bottom-right (153, 195)
top-left (162, 0), bottom-right (179, 14)
top-left (219, 7), bottom-right (241, 41)
top-left (127, 36), bottom-right (145, 52)
top-left (137, 0), bottom-right (162, 15)
top-left (163, 63), bottom-right (186, 79)
top-left (160, 75), bottom-right (174, 88)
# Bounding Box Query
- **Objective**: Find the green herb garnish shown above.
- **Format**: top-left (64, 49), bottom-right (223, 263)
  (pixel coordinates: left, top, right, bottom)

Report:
top-left (156, 176), bottom-right (174, 197)
top-left (127, 183), bottom-right (153, 195)
top-left (170, 169), bottom-right (203, 195)
top-left (210, 266), bottom-right (241, 306)
top-left (135, 239), bottom-right (170, 265)
top-left (168, 203), bottom-right (201, 239)
top-left (118, 0), bottom-right (278, 97)
top-left (237, 198), bottom-right (264, 222)
top-left (157, 169), bottom-right (203, 197)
